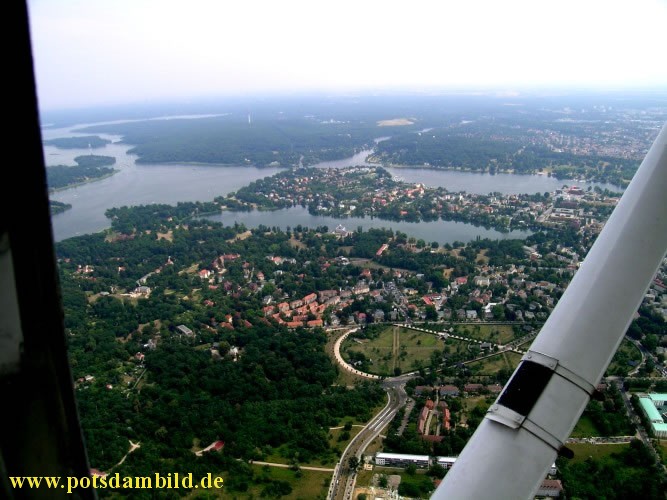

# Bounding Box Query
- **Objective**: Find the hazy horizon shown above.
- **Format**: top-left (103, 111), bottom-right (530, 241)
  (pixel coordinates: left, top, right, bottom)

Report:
top-left (28, 0), bottom-right (667, 111)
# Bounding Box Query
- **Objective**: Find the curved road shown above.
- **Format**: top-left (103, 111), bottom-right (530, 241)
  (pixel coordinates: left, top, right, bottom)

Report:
top-left (328, 327), bottom-right (415, 500)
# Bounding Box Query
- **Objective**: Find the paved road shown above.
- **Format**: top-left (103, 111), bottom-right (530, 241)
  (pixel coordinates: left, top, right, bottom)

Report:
top-left (328, 376), bottom-right (414, 500)
top-left (249, 461), bottom-right (335, 472)
top-left (327, 328), bottom-right (415, 500)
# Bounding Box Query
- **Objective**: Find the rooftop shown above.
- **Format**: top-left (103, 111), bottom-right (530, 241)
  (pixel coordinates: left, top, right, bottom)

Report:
top-left (639, 397), bottom-right (664, 423)
top-left (376, 452), bottom-right (430, 461)
top-left (648, 393), bottom-right (667, 404)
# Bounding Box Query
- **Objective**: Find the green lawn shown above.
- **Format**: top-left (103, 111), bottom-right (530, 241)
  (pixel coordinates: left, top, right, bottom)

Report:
top-left (342, 326), bottom-right (444, 376)
top-left (570, 414), bottom-right (601, 438)
top-left (515, 338), bottom-right (534, 350)
top-left (567, 442), bottom-right (629, 463)
top-left (262, 443), bottom-right (339, 469)
top-left (327, 425), bottom-right (363, 451)
top-left (660, 442), bottom-right (667, 467)
top-left (453, 324), bottom-right (517, 344)
top-left (463, 395), bottom-right (489, 412)
top-left (504, 351), bottom-right (523, 369)
top-left (466, 352), bottom-right (520, 375)
top-left (186, 466), bottom-right (330, 499)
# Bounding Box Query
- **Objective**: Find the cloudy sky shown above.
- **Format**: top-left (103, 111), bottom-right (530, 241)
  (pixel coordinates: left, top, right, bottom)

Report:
top-left (28, 0), bottom-right (667, 110)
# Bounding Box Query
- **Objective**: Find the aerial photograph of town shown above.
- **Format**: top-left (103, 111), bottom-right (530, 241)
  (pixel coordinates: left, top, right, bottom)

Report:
top-left (5, 0), bottom-right (667, 499)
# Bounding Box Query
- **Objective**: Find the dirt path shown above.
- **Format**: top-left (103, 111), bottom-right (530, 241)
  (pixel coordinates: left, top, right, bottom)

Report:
top-left (110, 440), bottom-right (140, 471)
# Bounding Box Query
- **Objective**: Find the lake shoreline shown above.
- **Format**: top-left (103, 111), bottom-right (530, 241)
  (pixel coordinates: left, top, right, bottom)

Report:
top-left (48, 170), bottom-right (119, 193)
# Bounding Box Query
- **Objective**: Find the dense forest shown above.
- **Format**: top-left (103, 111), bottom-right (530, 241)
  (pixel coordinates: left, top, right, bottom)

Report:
top-left (78, 115), bottom-right (384, 167)
top-left (55, 211), bottom-right (395, 495)
top-left (44, 135), bottom-right (111, 149)
top-left (47, 155), bottom-right (116, 190)
top-left (67, 94), bottom-right (665, 187)
top-left (374, 130), bottom-right (639, 185)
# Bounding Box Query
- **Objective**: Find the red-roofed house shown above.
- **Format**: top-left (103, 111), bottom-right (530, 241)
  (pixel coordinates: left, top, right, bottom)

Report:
top-left (486, 384), bottom-right (503, 394)
top-left (536, 479), bottom-right (563, 498)
top-left (278, 302), bottom-right (290, 312)
top-left (443, 408), bottom-right (451, 430)
top-left (263, 305), bottom-right (275, 316)
top-left (290, 299), bottom-right (303, 309)
top-left (464, 383), bottom-right (484, 394)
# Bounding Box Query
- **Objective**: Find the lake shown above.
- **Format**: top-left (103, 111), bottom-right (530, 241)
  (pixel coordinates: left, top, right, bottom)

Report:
top-left (45, 118), bottom-right (621, 242)
top-left (203, 206), bottom-right (532, 245)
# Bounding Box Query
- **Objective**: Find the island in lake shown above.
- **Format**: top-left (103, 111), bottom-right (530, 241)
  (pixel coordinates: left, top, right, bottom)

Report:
top-left (43, 135), bottom-right (111, 149)
top-left (47, 155), bottom-right (117, 191)
top-left (49, 200), bottom-right (72, 215)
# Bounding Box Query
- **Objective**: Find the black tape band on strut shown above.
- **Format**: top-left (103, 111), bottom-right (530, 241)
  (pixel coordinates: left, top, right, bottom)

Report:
top-left (497, 361), bottom-right (554, 417)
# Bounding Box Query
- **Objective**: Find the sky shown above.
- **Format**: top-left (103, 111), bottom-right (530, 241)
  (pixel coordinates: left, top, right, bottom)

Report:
top-left (28, 0), bottom-right (667, 111)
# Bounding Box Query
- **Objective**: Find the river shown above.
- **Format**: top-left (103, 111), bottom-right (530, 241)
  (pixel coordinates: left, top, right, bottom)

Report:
top-left (45, 118), bottom-right (621, 242)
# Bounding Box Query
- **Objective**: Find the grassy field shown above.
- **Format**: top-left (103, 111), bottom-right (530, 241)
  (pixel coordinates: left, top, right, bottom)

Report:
top-left (453, 324), bottom-right (517, 344)
top-left (342, 326), bottom-right (444, 376)
top-left (660, 442), bottom-right (667, 466)
top-left (262, 441), bottom-right (337, 468)
top-left (570, 414), bottom-right (602, 438)
top-left (505, 351), bottom-right (523, 368)
top-left (333, 366), bottom-right (364, 387)
top-left (466, 352), bottom-right (520, 375)
top-left (515, 338), bottom-right (534, 350)
top-left (209, 465), bottom-right (331, 499)
top-left (327, 425), bottom-right (363, 450)
top-left (567, 442), bottom-right (629, 463)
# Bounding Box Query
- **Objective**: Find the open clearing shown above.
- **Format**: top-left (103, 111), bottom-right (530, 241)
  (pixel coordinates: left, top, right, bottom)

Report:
top-left (377, 118), bottom-right (415, 126)
top-left (453, 324), bottom-right (517, 344)
top-left (465, 350), bottom-right (521, 375)
top-left (342, 326), bottom-right (444, 376)
top-left (566, 442), bottom-right (629, 463)
top-left (205, 466), bottom-right (330, 499)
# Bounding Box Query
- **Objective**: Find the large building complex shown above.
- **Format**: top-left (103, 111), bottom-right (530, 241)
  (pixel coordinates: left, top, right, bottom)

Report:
top-left (638, 393), bottom-right (667, 438)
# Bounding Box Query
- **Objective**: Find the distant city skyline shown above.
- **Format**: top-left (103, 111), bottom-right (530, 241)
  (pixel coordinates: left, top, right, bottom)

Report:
top-left (28, 0), bottom-right (667, 111)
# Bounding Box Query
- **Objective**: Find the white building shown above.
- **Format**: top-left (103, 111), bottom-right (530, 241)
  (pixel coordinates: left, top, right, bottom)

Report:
top-left (436, 457), bottom-right (457, 469)
top-left (375, 452), bottom-right (430, 468)
top-left (639, 394), bottom-right (667, 438)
